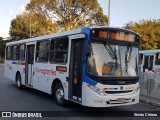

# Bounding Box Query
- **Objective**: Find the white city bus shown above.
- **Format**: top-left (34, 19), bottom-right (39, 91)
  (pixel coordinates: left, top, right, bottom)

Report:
top-left (139, 49), bottom-right (160, 99)
top-left (5, 27), bottom-right (140, 107)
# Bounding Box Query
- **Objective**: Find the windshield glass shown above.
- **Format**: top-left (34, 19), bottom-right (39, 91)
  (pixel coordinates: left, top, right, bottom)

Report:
top-left (87, 42), bottom-right (138, 77)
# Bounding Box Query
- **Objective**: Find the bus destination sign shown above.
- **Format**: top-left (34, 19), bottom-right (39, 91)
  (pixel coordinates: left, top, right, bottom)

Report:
top-left (91, 29), bottom-right (139, 42)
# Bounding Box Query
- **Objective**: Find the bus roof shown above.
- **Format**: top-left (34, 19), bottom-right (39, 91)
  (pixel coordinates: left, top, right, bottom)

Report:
top-left (6, 26), bottom-right (138, 46)
top-left (140, 49), bottom-right (160, 55)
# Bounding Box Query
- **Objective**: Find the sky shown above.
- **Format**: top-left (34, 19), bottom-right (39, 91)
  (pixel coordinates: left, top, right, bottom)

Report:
top-left (0, 0), bottom-right (160, 38)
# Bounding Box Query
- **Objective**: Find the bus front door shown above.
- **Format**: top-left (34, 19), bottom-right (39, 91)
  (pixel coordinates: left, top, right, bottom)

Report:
top-left (69, 36), bottom-right (84, 103)
top-left (26, 44), bottom-right (35, 86)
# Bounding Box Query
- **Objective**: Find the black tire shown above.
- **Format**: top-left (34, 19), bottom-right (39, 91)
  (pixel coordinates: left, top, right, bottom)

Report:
top-left (54, 83), bottom-right (67, 106)
top-left (16, 73), bottom-right (23, 89)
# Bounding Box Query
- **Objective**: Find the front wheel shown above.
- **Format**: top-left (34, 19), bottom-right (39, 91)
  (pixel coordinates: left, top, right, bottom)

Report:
top-left (54, 83), bottom-right (67, 106)
top-left (16, 74), bottom-right (23, 89)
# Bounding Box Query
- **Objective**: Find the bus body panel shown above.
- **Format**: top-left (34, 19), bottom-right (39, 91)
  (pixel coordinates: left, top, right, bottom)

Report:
top-left (5, 60), bottom-right (25, 85)
top-left (32, 63), bottom-right (69, 97)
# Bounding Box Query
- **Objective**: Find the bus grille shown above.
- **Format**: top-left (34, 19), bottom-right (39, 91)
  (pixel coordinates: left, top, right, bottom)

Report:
top-left (100, 79), bottom-right (138, 85)
top-left (105, 90), bottom-right (133, 94)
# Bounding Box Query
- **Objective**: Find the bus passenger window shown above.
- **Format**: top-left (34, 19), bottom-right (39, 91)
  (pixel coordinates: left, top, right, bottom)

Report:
top-left (50, 38), bottom-right (68, 64)
top-left (149, 56), bottom-right (154, 70)
top-left (6, 46), bottom-right (11, 60)
top-left (36, 40), bottom-right (50, 62)
top-left (144, 56), bottom-right (149, 69)
top-left (155, 53), bottom-right (160, 65)
top-left (12, 45), bottom-right (19, 60)
top-left (139, 54), bottom-right (143, 65)
top-left (19, 44), bottom-right (25, 61)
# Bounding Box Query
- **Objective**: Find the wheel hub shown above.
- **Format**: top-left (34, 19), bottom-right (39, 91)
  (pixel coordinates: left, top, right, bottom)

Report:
top-left (17, 79), bottom-right (20, 87)
top-left (56, 88), bottom-right (64, 102)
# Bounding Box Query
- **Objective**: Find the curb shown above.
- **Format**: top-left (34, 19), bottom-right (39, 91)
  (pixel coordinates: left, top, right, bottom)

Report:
top-left (140, 98), bottom-right (160, 107)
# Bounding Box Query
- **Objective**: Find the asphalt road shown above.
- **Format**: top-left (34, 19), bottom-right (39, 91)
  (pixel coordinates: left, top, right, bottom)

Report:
top-left (0, 65), bottom-right (159, 120)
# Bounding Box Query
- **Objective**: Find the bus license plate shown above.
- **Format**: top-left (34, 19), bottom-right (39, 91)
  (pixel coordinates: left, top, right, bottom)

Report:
top-left (117, 98), bottom-right (125, 102)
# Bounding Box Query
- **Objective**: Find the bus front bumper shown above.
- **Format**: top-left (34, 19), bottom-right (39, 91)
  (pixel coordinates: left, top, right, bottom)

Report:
top-left (82, 83), bottom-right (139, 107)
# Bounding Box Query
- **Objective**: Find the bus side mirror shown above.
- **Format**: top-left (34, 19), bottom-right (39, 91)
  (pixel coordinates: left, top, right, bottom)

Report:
top-left (86, 45), bottom-right (91, 56)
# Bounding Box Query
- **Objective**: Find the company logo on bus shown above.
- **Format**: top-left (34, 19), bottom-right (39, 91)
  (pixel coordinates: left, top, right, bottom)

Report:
top-left (120, 86), bottom-right (123, 90)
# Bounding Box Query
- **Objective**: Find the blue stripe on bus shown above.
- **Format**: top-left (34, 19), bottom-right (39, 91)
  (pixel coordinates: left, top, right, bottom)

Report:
top-left (81, 28), bottom-right (98, 86)
top-left (114, 88), bottom-right (118, 90)
top-left (12, 62), bottom-right (16, 64)
top-left (83, 77), bottom-right (97, 86)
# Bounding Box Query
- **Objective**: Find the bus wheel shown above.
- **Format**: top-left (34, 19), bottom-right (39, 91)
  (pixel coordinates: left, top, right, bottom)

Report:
top-left (54, 83), bottom-right (67, 106)
top-left (16, 74), bottom-right (23, 89)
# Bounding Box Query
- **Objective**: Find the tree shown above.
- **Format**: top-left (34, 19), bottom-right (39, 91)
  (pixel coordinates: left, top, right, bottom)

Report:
top-left (125, 20), bottom-right (160, 50)
top-left (10, 12), bottom-right (57, 40)
top-left (0, 37), bottom-right (6, 60)
top-left (27, 0), bottom-right (108, 31)
top-left (0, 37), bottom-right (5, 51)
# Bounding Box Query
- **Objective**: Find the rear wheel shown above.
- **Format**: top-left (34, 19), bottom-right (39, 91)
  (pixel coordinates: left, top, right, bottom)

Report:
top-left (54, 83), bottom-right (67, 106)
top-left (16, 73), bottom-right (23, 89)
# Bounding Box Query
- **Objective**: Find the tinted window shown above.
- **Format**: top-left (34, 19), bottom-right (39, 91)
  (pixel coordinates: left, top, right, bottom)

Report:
top-left (12, 45), bottom-right (19, 60)
top-left (6, 46), bottom-right (11, 60)
top-left (144, 56), bottom-right (149, 69)
top-left (19, 44), bottom-right (25, 60)
top-left (155, 53), bottom-right (160, 65)
top-left (36, 40), bottom-right (50, 62)
top-left (139, 54), bottom-right (143, 65)
top-left (50, 38), bottom-right (68, 63)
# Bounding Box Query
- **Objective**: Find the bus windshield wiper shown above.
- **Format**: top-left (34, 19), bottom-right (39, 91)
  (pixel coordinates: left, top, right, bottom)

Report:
top-left (103, 42), bottom-right (118, 68)
top-left (125, 45), bottom-right (132, 73)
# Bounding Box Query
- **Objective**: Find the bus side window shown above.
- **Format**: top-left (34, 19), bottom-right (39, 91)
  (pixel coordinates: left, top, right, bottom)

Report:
top-left (155, 53), bottom-right (160, 65)
top-left (144, 56), bottom-right (154, 71)
top-left (144, 56), bottom-right (149, 69)
top-left (139, 54), bottom-right (143, 65)
top-left (36, 40), bottom-right (50, 62)
top-left (50, 37), bottom-right (68, 64)
top-left (19, 44), bottom-right (25, 61)
top-left (6, 46), bottom-right (11, 60)
top-left (148, 56), bottom-right (154, 70)
top-left (12, 45), bottom-right (19, 60)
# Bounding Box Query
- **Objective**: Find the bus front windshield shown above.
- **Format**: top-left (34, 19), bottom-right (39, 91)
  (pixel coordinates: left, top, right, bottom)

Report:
top-left (87, 42), bottom-right (139, 77)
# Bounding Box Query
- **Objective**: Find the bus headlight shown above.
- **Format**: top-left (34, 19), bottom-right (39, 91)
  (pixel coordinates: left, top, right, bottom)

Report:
top-left (87, 84), bottom-right (106, 96)
top-left (133, 85), bottom-right (140, 94)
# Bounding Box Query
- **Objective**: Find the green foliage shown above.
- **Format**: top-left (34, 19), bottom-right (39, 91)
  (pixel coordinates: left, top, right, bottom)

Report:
top-left (10, 12), bottom-right (57, 40)
top-left (27, 0), bottom-right (108, 31)
top-left (0, 37), bottom-right (5, 51)
top-left (0, 37), bottom-right (7, 59)
top-left (10, 0), bottom-right (107, 40)
top-left (125, 19), bottom-right (160, 50)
